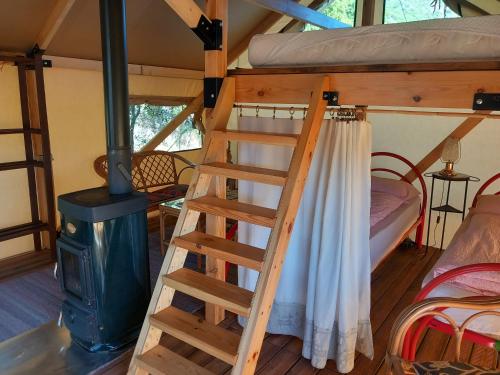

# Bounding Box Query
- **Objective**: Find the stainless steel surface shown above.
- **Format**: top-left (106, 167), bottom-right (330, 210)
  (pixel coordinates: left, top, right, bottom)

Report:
top-left (0, 321), bottom-right (128, 375)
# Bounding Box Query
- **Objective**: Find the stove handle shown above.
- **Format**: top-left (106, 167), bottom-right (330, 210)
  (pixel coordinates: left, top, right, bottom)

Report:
top-left (53, 263), bottom-right (58, 280)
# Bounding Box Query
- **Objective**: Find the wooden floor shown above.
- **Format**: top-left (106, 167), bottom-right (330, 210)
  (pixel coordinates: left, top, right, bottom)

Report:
top-left (102, 245), bottom-right (500, 374)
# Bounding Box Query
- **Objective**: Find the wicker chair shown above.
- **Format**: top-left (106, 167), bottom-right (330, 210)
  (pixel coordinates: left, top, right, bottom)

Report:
top-left (94, 150), bottom-right (195, 211)
top-left (385, 296), bottom-right (500, 374)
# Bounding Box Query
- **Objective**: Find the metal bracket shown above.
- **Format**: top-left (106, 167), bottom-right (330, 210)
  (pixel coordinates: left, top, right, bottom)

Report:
top-left (204, 77), bottom-right (224, 108)
top-left (323, 91), bottom-right (339, 106)
top-left (473, 93), bottom-right (500, 110)
top-left (191, 16), bottom-right (223, 51)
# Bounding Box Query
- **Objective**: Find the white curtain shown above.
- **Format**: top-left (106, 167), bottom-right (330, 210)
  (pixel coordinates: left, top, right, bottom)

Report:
top-left (237, 115), bottom-right (373, 373)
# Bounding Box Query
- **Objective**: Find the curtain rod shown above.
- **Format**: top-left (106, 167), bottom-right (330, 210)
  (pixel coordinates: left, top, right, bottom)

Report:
top-left (234, 104), bottom-right (500, 120)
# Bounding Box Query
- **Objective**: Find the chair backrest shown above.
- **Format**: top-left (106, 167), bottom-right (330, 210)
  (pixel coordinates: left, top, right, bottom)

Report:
top-left (133, 150), bottom-right (179, 191)
top-left (93, 154), bottom-right (145, 191)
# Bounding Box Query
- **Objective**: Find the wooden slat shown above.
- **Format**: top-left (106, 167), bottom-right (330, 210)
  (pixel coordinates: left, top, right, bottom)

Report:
top-left (199, 162), bottom-right (288, 186)
top-left (163, 0), bottom-right (208, 28)
top-left (150, 307), bottom-right (240, 365)
top-left (213, 130), bottom-right (298, 146)
top-left (244, 0), bottom-right (348, 29)
top-left (233, 71), bottom-right (500, 108)
top-left (0, 221), bottom-right (48, 243)
top-left (164, 268), bottom-right (253, 317)
top-left (136, 344), bottom-right (213, 375)
top-left (186, 196), bottom-right (277, 227)
top-left (232, 77), bottom-right (329, 375)
top-left (36, 0), bottom-right (76, 50)
top-left (0, 160), bottom-right (44, 171)
top-left (0, 128), bottom-right (41, 135)
top-left (174, 231), bottom-right (265, 271)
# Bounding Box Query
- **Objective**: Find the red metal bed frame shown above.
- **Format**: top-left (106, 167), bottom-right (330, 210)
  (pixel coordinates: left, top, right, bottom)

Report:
top-left (371, 152), bottom-right (427, 249)
top-left (403, 173), bottom-right (500, 360)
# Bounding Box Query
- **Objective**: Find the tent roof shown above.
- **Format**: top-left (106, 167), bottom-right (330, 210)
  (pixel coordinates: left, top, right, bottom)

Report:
top-left (0, 0), bottom-right (272, 70)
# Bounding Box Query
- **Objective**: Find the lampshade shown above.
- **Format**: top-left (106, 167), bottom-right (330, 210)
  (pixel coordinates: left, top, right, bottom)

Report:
top-left (440, 137), bottom-right (461, 163)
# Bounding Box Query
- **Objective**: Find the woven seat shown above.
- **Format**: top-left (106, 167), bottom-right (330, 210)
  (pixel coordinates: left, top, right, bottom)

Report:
top-left (94, 150), bottom-right (195, 211)
top-left (391, 358), bottom-right (495, 375)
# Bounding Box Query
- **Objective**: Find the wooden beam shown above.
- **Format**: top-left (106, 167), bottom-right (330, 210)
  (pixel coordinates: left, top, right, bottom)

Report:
top-left (279, 0), bottom-right (326, 32)
top-left (231, 71), bottom-right (500, 108)
top-left (244, 0), bottom-right (348, 29)
top-left (46, 55), bottom-right (204, 79)
top-left (361, 0), bottom-right (376, 25)
top-left (204, 0), bottom-right (229, 326)
top-left (140, 93), bottom-right (203, 151)
top-left (36, 0), bottom-right (76, 50)
top-left (404, 115), bottom-right (487, 182)
top-left (164, 0), bottom-right (208, 28)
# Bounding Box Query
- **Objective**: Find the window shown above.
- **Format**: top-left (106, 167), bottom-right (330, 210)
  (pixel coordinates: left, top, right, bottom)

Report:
top-left (303, 0), bottom-right (357, 31)
top-left (384, 0), bottom-right (458, 24)
top-left (129, 103), bottom-right (202, 152)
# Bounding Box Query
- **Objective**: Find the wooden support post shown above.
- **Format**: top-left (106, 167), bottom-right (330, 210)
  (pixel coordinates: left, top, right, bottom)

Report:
top-left (404, 115), bottom-right (487, 183)
top-left (140, 93), bottom-right (204, 151)
top-left (204, 0), bottom-right (229, 326)
top-left (36, 0), bottom-right (76, 50)
top-left (163, 0), bottom-right (208, 28)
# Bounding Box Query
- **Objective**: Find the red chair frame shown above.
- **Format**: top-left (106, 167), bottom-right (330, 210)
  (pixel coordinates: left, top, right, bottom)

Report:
top-left (371, 152), bottom-right (427, 248)
top-left (402, 173), bottom-right (500, 360)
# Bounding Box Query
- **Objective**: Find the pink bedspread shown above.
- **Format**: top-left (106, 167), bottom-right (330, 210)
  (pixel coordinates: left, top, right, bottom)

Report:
top-left (433, 213), bottom-right (500, 296)
top-left (370, 191), bottom-right (404, 228)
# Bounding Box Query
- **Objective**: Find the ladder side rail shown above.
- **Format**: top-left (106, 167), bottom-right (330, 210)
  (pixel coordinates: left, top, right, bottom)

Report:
top-left (17, 63), bottom-right (42, 252)
top-left (129, 78), bottom-right (235, 375)
top-left (232, 77), bottom-right (329, 375)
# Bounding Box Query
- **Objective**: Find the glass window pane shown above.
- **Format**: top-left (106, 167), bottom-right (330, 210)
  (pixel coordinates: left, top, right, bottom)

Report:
top-left (304, 0), bottom-right (356, 31)
top-left (129, 103), bottom-right (202, 152)
top-left (384, 0), bottom-right (459, 24)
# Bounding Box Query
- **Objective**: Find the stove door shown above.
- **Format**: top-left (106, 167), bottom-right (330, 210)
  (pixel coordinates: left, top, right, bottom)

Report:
top-left (56, 237), bottom-right (95, 309)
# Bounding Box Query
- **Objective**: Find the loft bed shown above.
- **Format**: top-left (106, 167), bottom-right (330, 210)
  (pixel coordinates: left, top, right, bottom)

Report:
top-left (131, 7), bottom-right (500, 375)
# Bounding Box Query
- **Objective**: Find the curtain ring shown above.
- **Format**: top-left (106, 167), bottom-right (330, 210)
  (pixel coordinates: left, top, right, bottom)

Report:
top-left (272, 107), bottom-right (276, 120)
top-left (289, 107), bottom-right (295, 120)
top-left (330, 107), bottom-right (335, 119)
top-left (238, 105), bottom-right (243, 117)
top-left (256, 106), bottom-right (260, 117)
top-left (303, 107), bottom-right (307, 119)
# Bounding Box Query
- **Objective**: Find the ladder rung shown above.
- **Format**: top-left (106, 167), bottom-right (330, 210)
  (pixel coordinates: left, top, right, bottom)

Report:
top-left (199, 162), bottom-right (287, 186)
top-left (213, 130), bottom-right (298, 146)
top-left (164, 268), bottom-right (253, 317)
top-left (0, 128), bottom-right (42, 135)
top-left (0, 160), bottom-right (43, 171)
top-left (136, 344), bottom-right (214, 375)
top-left (0, 221), bottom-right (48, 242)
top-left (186, 196), bottom-right (276, 228)
top-left (149, 306), bottom-right (240, 365)
top-left (174, 231), bottom-right (265, 271)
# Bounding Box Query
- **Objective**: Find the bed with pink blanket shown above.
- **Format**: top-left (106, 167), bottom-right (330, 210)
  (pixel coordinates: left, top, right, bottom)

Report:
top-left (422, 173), bottom-right (500, 340)
top-left (369, 152), bottom-right (426, 271)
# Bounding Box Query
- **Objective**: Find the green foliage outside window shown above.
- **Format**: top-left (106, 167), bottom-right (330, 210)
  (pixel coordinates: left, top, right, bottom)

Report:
top-left (384, 0), bottom-right (458, 24)
top-left (303, 0), bottom-right (356, 31)
top-left (129, 104), bottom-right (202, 152)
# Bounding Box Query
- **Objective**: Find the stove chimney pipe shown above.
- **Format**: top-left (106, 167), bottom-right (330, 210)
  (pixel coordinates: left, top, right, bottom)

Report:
top-left (99, 0), bottom-right (132, 195)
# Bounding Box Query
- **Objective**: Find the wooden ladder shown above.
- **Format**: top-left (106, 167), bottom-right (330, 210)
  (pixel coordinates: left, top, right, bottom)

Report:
top-left (129, 76), bottom-right (329, 375)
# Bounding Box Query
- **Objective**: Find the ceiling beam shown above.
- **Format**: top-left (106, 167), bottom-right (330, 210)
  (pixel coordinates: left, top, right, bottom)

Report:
top-left (244, 0), bottom-right (348, 29)
top-left (163, 0), bottom-right (209, 28)
top-left (404, 115), bottom-right (488, 183)
top-left (36, 0), bottom-right (76, 50)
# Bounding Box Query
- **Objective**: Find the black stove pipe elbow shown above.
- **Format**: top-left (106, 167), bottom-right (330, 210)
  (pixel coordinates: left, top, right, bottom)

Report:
top-left (99, 0), bottom-right (132, 195)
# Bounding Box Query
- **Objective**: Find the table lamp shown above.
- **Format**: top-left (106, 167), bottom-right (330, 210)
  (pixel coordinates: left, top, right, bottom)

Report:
top-left (440, 137), bottom-right (461, 176)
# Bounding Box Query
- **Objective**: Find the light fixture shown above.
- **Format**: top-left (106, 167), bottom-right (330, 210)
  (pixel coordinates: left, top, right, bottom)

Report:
top-left (440, 137), bottom-right (461, 176)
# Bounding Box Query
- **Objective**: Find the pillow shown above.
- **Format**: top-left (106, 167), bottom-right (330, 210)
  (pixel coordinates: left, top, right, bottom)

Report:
top-left (473, 194), bottom-right (500, 215)
top-left (371, 176), bottom-right (420, 202)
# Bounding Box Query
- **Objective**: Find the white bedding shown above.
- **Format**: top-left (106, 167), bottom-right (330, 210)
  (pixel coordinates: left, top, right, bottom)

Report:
top-left (249, 15), bottom-right (500, 68)
top-left (370, 195), bottom-right (420, 271)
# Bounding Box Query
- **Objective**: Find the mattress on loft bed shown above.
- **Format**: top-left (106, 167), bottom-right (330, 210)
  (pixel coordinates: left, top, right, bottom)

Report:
top-left (248, 15), bottom-right (500, 68)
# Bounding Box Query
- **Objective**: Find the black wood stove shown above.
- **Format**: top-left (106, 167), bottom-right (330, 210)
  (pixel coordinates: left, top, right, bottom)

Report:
top-left (56, 0), bottom-right (150, 352)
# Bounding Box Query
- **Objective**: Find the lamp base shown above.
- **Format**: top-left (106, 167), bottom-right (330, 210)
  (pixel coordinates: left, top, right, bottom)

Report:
top-left (439, 162), bottom-right (456, 177)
